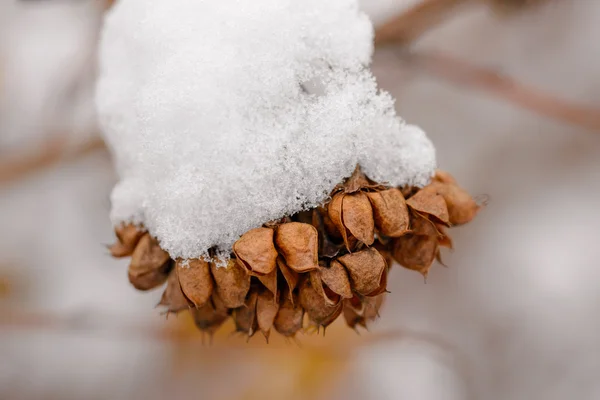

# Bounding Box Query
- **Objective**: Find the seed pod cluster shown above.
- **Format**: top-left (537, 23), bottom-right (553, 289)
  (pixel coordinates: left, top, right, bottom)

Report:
top-left (110, 167), bottom-right (479, 340)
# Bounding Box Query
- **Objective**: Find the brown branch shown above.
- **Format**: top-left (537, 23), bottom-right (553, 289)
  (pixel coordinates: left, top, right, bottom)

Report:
top-left (397, 51), bottom-right (600, 132)
top-left (374, 0), bottom-right (474, 47)
top-left (0, 136), bottom-right (107, 186)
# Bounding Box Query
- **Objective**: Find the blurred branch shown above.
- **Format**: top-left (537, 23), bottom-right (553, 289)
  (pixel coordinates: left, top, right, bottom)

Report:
top-left (397, 51), bottom-right (600, 132)
top-left (0, 136), bottom-right (107, 186)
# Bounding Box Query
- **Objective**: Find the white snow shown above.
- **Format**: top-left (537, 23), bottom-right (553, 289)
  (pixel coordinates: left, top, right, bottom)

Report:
top-left (96, 0), bottom-right (436, 260)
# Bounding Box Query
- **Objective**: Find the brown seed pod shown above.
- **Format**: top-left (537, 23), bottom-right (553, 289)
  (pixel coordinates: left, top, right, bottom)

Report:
top-left (233, 227), bottom-right (278, 275)
top-left (367, 188), bottom-right (410, 237)
top-left (210, 259), bottom-right (251, 308)
top-left (392, 233), bottom-right (438, 278)
top-left (317, 261), bottom-right (353, 299)
top-left (316, 206), bottom-right (342, 241)
top-left (299, 278), bottom-right (342, 328)
top-left (342, 294), bottom-right (384, 330)
top-left (433, 170), bottom-right (457, 185)
top-left (128, 234), bottom-right (171, 290)
top-left (190, 292), bottom-right (229, 336)
top-left (337, 247), bottom-right (387, 296)
top-left (309, 271), bottom-right (341, 307)
top-left (406, 187), bottom-right (450, 226)
top-left (277, 257), bottom-right (298, 302)
top-left (275, 222), bottom-right (319, 273)
top-left (110, 224), bottom-right (145, 257)
top-left (177, 259), bottom-right (214, 308)
top-left (342, 192), bottom-right (375, 247)
top-left (436, 224), bottom-right (453, 249)
top-left (431, 182), bottom-right (479, 225)
top-left (257, 267), bottom-right (278, 298)
top-left (328, 193), bottom-right (350, 249)
top-left (273, 291), bottom-right (304, 337)
top-left (256, 290), bottom-right (280, 340)
top-left (233, 290), bottom-right (259, 337)
top-left (158, 271), bottom-right (192, 314)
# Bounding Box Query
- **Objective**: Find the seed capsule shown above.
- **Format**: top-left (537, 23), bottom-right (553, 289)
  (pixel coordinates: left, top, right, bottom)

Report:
top-left (210, 259), bottom-right (250, 308)
top-left (177, 259), bottom-right (214, 308)
top-left (233, 227), bottom-right (278, 275)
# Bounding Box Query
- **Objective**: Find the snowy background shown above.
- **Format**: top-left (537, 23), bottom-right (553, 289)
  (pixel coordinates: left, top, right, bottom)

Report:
top-left (1, 1), bottom-right (600, 399)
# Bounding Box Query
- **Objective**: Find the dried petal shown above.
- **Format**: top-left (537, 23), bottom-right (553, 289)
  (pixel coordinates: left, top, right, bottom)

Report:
top-left (273, 291), bottom-right (304, 337)
top-left (275, 222), bottom-right (319, 273)
top-left (299, 278), bottom-right (342, 328)
top-left (210, 259), bottom-right (250, 308)
top-left (158, 271), bottom-right (192, 314)
top-left (342, 192), bottom-right (375, 246)
top-left (233, 227), bottom-right (278, 275)
top-left (128, 234), bottom-right (171, 290)
top-left (406, 187), bottom-right (450, 226)
top-left (392, 233), bottom-right (438, 278)
top-left (367, 188), bottom-right (410, 237)
top-left (233, 290), bottom-right (258, 337)
top-left (177, 259), bottom-right (214, 308)
top-left (257, 267), bottom-right (278, 298)
top-left (110, 224), bottom-right (145, 257)
top-left (277, 257), bottom-right (298, 301)
top-left (318, 261), bottom-right (353, 299)
top-left (256, 290), bottom-right (280, 340)
top-left (338, 248), bottom-right (387, 295)
top-left (432, 182), bottom-right (479, 225)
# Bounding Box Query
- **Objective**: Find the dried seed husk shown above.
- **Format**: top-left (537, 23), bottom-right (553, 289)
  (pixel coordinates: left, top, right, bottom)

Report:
top-left (158, 270), bottom-right (192, 314)
top-left (433, 170), bottom-right (457, 185)
top-left (392, 233), bottom-right (438, 278)
top-left (233, 227), bottom-right (278, 275)
top-left (318, 261), bottom-right (353, 299)
top-left (257, 267), bottom-right (278, 298)
top-left (256, 290), bottom-right (280, 340)
top-left (367, 188), bottom-right (410, 237)
top-left (233, 290), bottom-right (258, 337)
top-left (277, 257), bottom-right (298, 302)
top-left (342, 294), bottom-right (384, 329)
top-left (177, 259), bottom-right (214, 308)
top-left (110, 224), bottom-right (145, 257)
top-left (338, 165), bottom-right (386, 194)
top-left (309, 270), bottom-right (341, 307)
top-left (342, 192), bottom-right (375, 246)
top-left (275, 222), bottom-right (319, 273)
top-left (210, 259), bottom-right (250, 308)
top-left (431, 182), bottom-right (479, 225)
top-left (316, 207), bottom-right (342, 241)
top-left (437, 224), bottom-right (453, 249)
top-left (128, 234), bottom-right (171, 290)
top-left (273, 291), bottom-right (304, 337)
top-left (410, 213), bottom-right (439, 236)
top-left (362, 294), bottom-right (385, 321)
top-left (299, 278), bottom-right (342, 328)
top-left (366, 265), bottom-right (388, 297)
top-left (406, 187), bottom-right (450, 226)
top-left (337, 247), bottom-right (387, 296)
top-left (374, 240), bottom-right (394, 268)
top-left (312, 209), bottom-right (344, 258)
top-left (328, 193), bottom-right (350, 249)
top-left (190, 293), bottom-right (229, 335)
top-left (342, 301), bottom-right (362, 329)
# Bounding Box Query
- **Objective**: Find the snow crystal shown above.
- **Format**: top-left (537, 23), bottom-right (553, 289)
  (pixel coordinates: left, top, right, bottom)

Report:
top-left (96, 0), bottom-right (436, 260)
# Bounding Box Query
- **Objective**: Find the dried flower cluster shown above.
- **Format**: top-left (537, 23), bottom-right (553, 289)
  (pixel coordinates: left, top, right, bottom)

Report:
top-left (110, 167), bottom-right (479, 340)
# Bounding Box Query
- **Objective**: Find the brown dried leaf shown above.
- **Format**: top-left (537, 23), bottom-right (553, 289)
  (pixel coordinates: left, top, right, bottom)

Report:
top-left (233, 227), bottom-right (278, 275)
top-left (318, 261), bottom-right (353, 299)
top-left (158, 271), bottom-right (192, 314)
top-left (256, 290), bottom-right (280, 340)
top-left (299, 278), bottom-right (342, 328)
top-left (342, 192), bottom-right (375, 246)
top-left (277, 257), bottom-right (298, 301)
top-left (338, 247), bottom-right (387, 295)
top-left (392, 233), bottom-right (438, 278)
top-left (177, 259), bottom-right (214, 308)
top-left (210, 259), bottom-right (250, 308)
top-left (432, 181), bottom-right (479, 225)
top-left (367, 188), bottom-right (410, 237)
top-left (273, 290), bottom-right (304, 337)
top-left (275, 222), bottom-right (319, 273)
top-left (233, 290), bottom-right (258, 337)
top-left (406, 187), bottom-right (450, 226)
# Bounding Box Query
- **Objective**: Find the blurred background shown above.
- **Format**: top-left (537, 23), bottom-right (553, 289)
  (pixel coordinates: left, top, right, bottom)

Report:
top-left (1, 0), bottom-right (599, 399)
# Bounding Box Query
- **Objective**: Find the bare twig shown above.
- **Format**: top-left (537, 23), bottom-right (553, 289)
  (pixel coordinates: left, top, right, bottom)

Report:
top-left (396, 51), bottom-right (600, 132)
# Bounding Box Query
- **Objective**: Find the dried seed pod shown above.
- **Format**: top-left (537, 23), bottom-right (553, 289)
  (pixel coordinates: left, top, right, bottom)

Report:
top-left (328, 193), bottom-right (350, 248)
top-left (273, 291), bottom-right (304, 337)
top-left (158, 271), bottom-right (192, 314)
top-left (177, 259), bottom-right (214, 308)
top-left (431, 182), bottom-right (479, 225)
top-left (128, 234), bottom-right (171, 290)
top-left (410, 213), bottom-right (439, 236)
top-left (309, 271), bottom-right (341, 307)
top-left (337, 247), bottom-right (387, 296)
top-left (373, 240), bottom-right (394, 268)
top-left (233, 227), bottom-right (278, 275)
top-left (110, 224), bottom-right (145, 257)
top-left (256, 290), bottom-right (280, 340)
top-left (277, 257), bottom-right (298, 302)
top-left (233, 290), bottom-right (259, 337)
top-left (367, 188), bottom-right (410, 237)
top-left (406, 187), bottom-right (450, 226)
top-left (190, 293), bottom-right (229, 336)
top-left (317, 261), bottom-right (353, 299)
top-left (342, 294), bottom-right (384, 330)
top-left (392, 233), bottom-right (438, 278)
top-left (433, 170), bottom-right (457, 185)
top-left (299, 278), bottom-right (342, 328)
top-left (210, 259), bottom-right (250, 308)
top-left (316, 206), bottom-right (342, 241)
top-left (342, 192), bottom-right (375, 246)
top-left (257, 267), bottom-right (278, 298)
top-left (436, 224), bottom-right (453, 249)
top-left (275, 222), bottom-right (319, 273)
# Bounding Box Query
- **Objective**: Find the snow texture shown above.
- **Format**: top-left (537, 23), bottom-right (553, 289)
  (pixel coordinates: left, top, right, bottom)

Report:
top-left (96, 0), bottom-right (436, 260)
